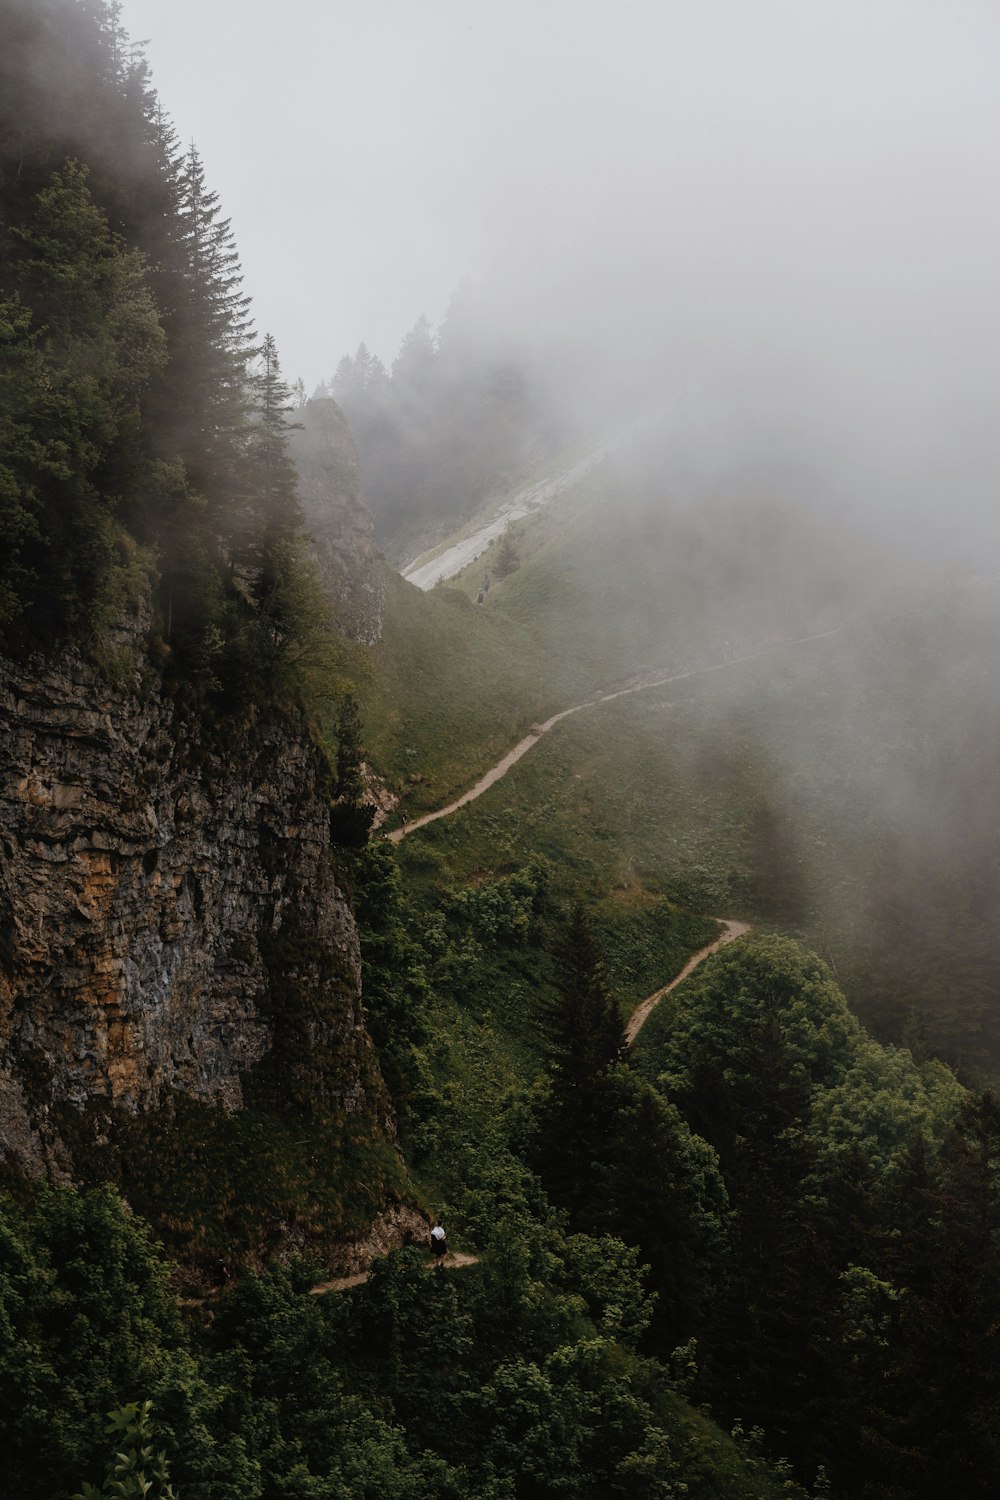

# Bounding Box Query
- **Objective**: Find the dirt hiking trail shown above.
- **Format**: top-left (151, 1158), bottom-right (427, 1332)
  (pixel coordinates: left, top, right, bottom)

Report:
top-left (625, 918), bottom-right (750, 1045)
top-left (387, 624), bottom-right (846, 845)
top-left (309, 1250), bottom-right (479, 1296)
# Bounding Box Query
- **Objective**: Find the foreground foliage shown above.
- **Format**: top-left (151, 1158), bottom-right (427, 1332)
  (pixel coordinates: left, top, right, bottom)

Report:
top-left (4, 910), bottom-right (993, 1498)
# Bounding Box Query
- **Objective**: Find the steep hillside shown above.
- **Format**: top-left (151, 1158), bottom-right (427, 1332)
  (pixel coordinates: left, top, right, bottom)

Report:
top-left (0, 0), bottom-right (416, 1276)
top-left (4, 8), bottom-right (999, 1500)
top-left (357, 431), bottom-right (1000, 1080)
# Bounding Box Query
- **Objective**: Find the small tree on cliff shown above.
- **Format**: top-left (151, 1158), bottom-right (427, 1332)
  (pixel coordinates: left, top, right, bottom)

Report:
top-left (237, 332), bottom-right (303, 598)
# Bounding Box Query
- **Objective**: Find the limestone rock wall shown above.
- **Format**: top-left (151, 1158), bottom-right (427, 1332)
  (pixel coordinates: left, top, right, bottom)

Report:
top-left (0, 632), bottom-right (388, 1178)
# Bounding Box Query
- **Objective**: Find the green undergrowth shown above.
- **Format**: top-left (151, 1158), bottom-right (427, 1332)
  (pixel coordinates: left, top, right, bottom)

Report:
top-left (0, 1174), bottom-right (816, 1500)
top-left (391, 683), bottom-right (755, 911)
top-left (353, 569), bottom-right (558, 814)
top-left (352, 842), bottom-right (716, 1207)
top-left (344, 846), bottom-right (828, 1496)
top-left (58, 1094), bottom-right (411, 1290)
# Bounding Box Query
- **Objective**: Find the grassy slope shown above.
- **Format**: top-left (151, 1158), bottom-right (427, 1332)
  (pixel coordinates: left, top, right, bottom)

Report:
top-left (351, 441), bottom-right (856, 898)
top-left (358, 569), bottom-right (556, 812)
top-left (343, 470), bottom-right (742, 1071)
top-left (354, 434), bottom-right (866, 807)
top-left (388, 547), bottom-right (1000, 1075)
top-left (339, 445), bottom-right (860, 1040)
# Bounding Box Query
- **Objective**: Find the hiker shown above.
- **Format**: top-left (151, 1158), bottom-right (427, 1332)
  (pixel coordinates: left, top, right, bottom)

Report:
top-left (211, 1256), bottom-right (230, 1291)
top-left (430, 1220), bottom-right (447, 1264)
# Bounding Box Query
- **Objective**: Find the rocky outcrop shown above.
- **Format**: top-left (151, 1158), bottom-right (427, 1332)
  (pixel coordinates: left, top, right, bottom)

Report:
top-left (336, 1200), bottom-right (431, 1276)
top-left (289, 397), bottom-right (385, 644)
top-left (0, 625), bottom-right (390, 1179)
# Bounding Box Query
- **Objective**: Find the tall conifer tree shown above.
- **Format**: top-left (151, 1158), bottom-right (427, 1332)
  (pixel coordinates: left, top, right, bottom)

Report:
top-left (170, 143), bottom-right (254, 514)
top-left (539, 906), bottom-right (626, 1215)
top-left (240, 331), bottom-right (302, 597)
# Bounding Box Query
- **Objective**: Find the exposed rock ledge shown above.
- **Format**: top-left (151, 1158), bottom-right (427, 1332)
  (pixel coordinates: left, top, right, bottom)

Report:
top-left (0, 626), bottom-right (390, 1179)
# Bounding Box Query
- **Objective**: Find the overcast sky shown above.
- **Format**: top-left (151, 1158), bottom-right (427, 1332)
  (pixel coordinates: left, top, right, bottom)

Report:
top-left (122, 0), bottom-right (1000, 526)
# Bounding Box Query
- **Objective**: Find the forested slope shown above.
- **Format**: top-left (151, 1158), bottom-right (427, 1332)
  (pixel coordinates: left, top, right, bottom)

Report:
top-left (0, 5), bottom-right (824, 1497)
top-left (371, 436), bottom-right (1000, 1082)
top-left (2, 6), bottom-right (1000, 1500)
top-left (0, 0), bottom-right (431, 1304)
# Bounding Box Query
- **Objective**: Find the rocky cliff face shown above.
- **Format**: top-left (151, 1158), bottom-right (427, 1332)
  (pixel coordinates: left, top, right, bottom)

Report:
top-left (0, 625), bottom-right (390, 1181)
top-left (289, 397), bottom-right (385, 645)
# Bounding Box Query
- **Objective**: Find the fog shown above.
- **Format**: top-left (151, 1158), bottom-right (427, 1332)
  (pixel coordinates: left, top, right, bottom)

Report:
top-left (120, 0), bottom-right (1000, 559)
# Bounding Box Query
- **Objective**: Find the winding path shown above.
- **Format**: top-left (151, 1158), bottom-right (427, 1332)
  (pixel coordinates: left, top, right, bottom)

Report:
top-left (387, 623), bottom-right (847, 845)
top-left (179, 628), bottom-right (859, 1308)
top-left (296, 627), bottom-right (861, 1296)
top-left (182, 887), bottom-right (751, 1311)
top-left (301, 916), bottom-right (749, 1298)
top-left (624, 918), bottom-right (750, 1045)
top-left (309, 1250), bottom-right (479, 1296)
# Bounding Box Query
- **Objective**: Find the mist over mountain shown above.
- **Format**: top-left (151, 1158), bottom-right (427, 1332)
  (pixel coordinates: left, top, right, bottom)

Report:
top-left (3, 3), bottom-right (1000, 1498)
top-left (124, 0), bottom-right (1000, 565)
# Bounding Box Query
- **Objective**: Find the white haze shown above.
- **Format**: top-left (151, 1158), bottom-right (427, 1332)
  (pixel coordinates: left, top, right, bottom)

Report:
top-left (124, 0), bottom-right (1000, 555)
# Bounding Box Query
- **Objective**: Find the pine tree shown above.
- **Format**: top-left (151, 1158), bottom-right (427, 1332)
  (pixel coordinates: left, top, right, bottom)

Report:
top-left (493, 531), bottom-right (520, 579)
top-left (239, 332), bottom-right (302, 591)
top-left (0, 297), bottom-right (45, 624)
top-left (867, 1091), bottom-right (1000, 1498)
top-left (593, 1068), bottom-right (730, 1352)
top-left (391, 314), bottom-right (437, 392)
top-left (1, 160), bottom-right (166, 630)
top-left (77, 0), bottom-right (128, 86)
top-left (333, 344), bottom-right (389, 410)
top-left (168, 142), bottom-right (254, 512)
top-left (538, 906), bottom-right (626, 1216)
top-left (366, 353), bottom-right (389, 401)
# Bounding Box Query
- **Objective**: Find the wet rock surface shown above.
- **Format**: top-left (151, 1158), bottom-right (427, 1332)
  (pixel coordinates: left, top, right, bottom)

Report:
top-left (0, 629), bottom-right (388, 1176)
